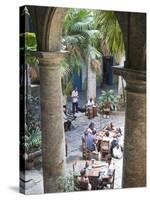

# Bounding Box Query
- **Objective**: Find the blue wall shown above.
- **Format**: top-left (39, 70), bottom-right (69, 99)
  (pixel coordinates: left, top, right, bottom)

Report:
top-left (72, 68), bottom-right (82, 92)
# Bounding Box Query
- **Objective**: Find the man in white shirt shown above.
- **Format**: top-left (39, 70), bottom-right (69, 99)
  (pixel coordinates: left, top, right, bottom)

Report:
top-left (87, 97), bottom-right (95, 107)
top-left (71, 88), bottom-right (79, 114)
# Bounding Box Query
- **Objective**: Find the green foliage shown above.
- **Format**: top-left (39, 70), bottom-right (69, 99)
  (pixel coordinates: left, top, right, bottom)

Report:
top-left (24, 122), bottom-right (41, 153)
top-left (56, 171), bottom-right (74, 192)
top-left (95, 11), bottom-right (125, 61)
top-left (63, 8), bottom-right (102, 74)
top-left (60, 59), bottom-right (71, 79)
top-left (24, 32), bottom-right (37, 51)
top-left (20, 32), bottom-right (39, 66)
top-left (59, 59), bottom-right (73, 96)
top-left (98, 89), bottom-right (118, 110)
top-left (64, 80), bottom-right (73, 96)
top-left (21, 95), bottom-right (41, 154)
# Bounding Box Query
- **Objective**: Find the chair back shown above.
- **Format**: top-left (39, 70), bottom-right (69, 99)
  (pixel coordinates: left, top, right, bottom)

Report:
top-left (74, 177), bottom-right (89, 190)
top-left (101, 140), bottom-right (109, 152)
top-left (101, 169), bottom-right (115, 189)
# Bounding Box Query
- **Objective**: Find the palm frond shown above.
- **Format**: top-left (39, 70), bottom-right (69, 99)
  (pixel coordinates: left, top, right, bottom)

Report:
top-left (59, 59), bottom-right (71, 79)
top-left (95, 11), bottom-right (125, 59)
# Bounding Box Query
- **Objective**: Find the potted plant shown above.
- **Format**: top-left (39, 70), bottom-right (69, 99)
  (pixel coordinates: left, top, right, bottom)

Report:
top-left (22, 121), bottom-right (42, 170)
top-left (98, 89), bottom-right (118, 117)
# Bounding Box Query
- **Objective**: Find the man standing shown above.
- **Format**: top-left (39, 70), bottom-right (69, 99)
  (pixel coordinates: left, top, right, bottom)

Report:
top-left (71, 87), bottom-right (79, 114)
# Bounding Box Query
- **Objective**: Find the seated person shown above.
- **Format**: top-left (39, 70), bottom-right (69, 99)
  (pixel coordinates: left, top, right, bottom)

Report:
top-left (98, 155), bottom-right (115, 187)
top-left (87, 97), bottom-right (95, 107)
top-left (63, 105), bottom-right (75, 131)
top-left (103, 122), bottom-right (115, 131)
top-left (86, 132), bottom-right (97, 152)
top-left (116, 127), bottom-right (122, 136)
top-left (63, 110), bottom-right (71, 131)
top-left (77, 169), bottom-right (92, 190)
top-left (112, 144), bottom-right (122, 159)
top-left (110, 139), bottom-right (118, 155)
top-left (102, 131), bottom-right (112, 145)
top-left (88, 122), bottom-right (97, 135)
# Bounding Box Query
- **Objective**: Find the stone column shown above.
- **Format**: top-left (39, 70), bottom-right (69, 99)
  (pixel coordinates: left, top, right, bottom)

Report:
top-left (38, 51), bottom-right (67, 193)
top-left (87, 55), bottom-right (96, 101)
top-left (113, 67), bottom-right (146, 188)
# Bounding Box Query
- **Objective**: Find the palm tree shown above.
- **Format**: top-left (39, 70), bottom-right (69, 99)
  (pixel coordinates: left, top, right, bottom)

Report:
top-left (63, 9), bottom-right (102, 101)
top-left (95, 10), bottom-right (125, 63)
top-left (95, 11), bottom-right (125, 100)
top-left (59, 58), bottom-right (73, 105)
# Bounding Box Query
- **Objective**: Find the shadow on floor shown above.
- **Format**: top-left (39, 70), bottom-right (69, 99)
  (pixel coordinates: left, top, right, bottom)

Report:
top-left (8, 186), bottom-right (19, 193)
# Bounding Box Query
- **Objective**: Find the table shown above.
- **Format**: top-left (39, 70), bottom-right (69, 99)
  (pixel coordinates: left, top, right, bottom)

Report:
top-left (73, 160), bottom-right (107, 189)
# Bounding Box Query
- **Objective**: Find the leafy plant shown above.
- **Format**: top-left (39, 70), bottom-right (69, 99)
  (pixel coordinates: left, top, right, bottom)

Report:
top-left (27, 95), bottom-right (40, 105)
top-left (56, 171), bottom-right (74, 192)
top-left (95, 11), bottom-right (125, 62)
top-left (98, 89), bottom-right (118, 110)
top-left (23, 121), bottom-right (41, 154)
top-left (63, 8), bottom-right (102, 73)
top-left (59, 59), bottom-right (73, 96)
top-left (20, 32), bottom-right (39, 66)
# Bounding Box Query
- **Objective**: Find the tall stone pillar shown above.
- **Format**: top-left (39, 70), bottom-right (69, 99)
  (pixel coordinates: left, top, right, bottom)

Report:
top-left (38, 51), bottom-right (66, 193)
top-left (113, 67), bottom-right (146, 188)
top-left (87, 56), bottom-right (96, 101)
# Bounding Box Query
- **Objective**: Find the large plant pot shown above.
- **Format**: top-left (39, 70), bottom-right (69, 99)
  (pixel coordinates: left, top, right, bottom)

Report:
top-left (103, 107), bottom-right (111, 115)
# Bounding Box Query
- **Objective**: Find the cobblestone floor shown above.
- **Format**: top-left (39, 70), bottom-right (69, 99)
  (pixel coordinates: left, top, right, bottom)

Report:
top-left (21, 110), bottom-right (125, 194)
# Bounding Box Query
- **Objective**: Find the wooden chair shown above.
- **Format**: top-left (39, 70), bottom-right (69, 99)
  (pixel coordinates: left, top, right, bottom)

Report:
top-left (101, 169), bottom-right (115, 189)
top-left (88, 107), bottom-right (93, 119)
top-left (74, 177), bottom-right (89, 191)
top-left (82, 136), bottom-right (99, 160)
top-left (101, 140), bottom-right (110, 160)
top-left (93, 106), bottom-right (97, 117)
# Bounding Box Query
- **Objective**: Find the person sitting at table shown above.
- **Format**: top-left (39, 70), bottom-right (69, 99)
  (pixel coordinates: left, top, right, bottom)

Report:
top-left (63, 105), bottom-right (76, 131)
top-left (89, 122), bottom-right (97, 135)
top-left (98, 155), bottom-right (115, 188)
top-left (77, 169), bottom-right (92, 190)
top-left (103, 122), bottom-right (116, 131)
top-left (63, 108), bottom-right (71, 131)
top-left (112, 144), bottom-right (122, 159)
top-left (102, 131), bottom-right (111, 142)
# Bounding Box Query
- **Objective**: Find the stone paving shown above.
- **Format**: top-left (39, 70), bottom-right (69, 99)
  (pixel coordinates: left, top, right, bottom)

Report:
top-left (21, 110), bottom-right (125, 194)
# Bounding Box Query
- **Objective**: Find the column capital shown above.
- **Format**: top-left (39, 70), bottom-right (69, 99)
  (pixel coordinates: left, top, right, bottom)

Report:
top-left (113, 66), bottom-right (146, 93)
top-left (37, 50), bottom-right (69, 67)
